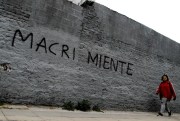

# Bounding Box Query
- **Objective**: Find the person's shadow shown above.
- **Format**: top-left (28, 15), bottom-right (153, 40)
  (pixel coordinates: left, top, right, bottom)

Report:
top-left (147, 96), bottom-right (159, 112)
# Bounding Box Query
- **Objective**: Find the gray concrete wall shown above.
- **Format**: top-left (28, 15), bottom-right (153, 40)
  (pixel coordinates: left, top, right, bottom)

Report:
top-left (0, 0), bottom-right (180, 112)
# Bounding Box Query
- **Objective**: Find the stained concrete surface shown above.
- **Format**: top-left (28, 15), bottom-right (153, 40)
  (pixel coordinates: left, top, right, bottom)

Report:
top-left (0, 105), bottom-right (180, 121)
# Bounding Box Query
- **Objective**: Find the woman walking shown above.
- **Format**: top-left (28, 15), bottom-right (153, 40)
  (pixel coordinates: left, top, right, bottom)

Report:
top-left (156, 74), bottom-right (176, 116)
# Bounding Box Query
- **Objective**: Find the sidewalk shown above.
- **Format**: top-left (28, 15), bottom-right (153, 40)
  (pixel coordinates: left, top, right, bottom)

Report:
top-left (0, 104), bottom-right (180, 121)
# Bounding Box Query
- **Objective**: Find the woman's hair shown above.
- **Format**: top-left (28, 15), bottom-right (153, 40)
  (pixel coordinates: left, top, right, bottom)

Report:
top-left (161, 74), bottom-right (169, 81)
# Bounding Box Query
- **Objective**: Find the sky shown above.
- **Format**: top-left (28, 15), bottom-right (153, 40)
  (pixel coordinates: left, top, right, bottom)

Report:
top-left (70, 0), bottom-right (180, 43)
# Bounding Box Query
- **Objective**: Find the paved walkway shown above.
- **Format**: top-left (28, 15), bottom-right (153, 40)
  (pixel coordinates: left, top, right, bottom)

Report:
top-left (0, 104), bottom-right (180, 121)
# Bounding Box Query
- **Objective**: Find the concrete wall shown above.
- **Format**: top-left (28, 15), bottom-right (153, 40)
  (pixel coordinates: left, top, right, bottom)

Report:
top-left (0, 0), bottom-right (180, 112)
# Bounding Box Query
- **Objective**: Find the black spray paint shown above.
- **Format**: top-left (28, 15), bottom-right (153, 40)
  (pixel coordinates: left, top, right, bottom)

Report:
top-left (12, 29), bottom-right (133, 76)
top-left (12, 29), bottom-right (75, 60)
top-left (87, 51), bottom-right (133, 76)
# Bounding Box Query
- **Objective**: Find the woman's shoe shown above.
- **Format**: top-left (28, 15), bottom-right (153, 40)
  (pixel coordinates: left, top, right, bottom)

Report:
top-left (168, 111), bottom-right (171, 116)
top-left (157, 112), bottom-right (163, 116)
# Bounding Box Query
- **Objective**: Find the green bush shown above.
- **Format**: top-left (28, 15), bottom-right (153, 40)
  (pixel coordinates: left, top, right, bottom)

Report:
top-left (0, 101), bottom-right (4, 106)
top-left (62, 101), bottom-right (75, 111)
top-left (0, 103), bottom-right (3, 106)
top-left (75, 99), bottom-right (91, 111)
top-left (92, 104), bottom-right (101, 112)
